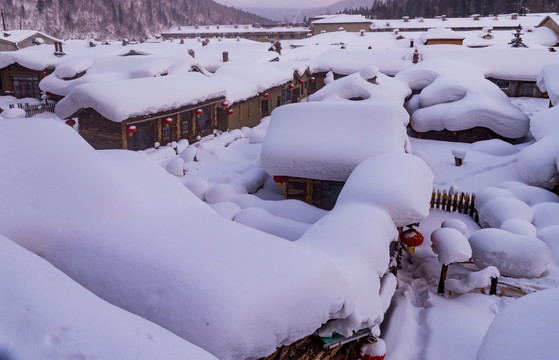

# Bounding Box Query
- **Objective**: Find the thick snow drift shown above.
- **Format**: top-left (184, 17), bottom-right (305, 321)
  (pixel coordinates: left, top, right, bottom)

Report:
top-left (477, 288), bottom-right (559, 360)
top-left (396, 59), bottom-right (530, 138)
top-left (0, 234), bottom-right (216, 360)
top-left (260, 101), bottom-right (411, 181)
top-left (0, 118), bottom-right (354, 360)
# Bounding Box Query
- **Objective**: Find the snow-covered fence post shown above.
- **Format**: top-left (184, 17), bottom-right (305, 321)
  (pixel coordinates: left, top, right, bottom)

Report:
top-left (452, 148), bottom-right (466, 166)
top-left (490, 276), bottom-right (498, 295)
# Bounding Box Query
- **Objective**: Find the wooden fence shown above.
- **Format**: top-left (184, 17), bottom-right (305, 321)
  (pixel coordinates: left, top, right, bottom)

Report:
top-left (431, 189), bottom-right (478, 222)
top-left (7, 102), bottom-right (56, 117)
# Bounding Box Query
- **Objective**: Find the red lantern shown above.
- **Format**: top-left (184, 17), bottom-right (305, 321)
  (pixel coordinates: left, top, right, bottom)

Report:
top-left (288, 84), bottom-right (295, 90)
top-left (221, 101), bottom-right (229, 109)
top-left (298, 79), bottom-right (304, 84)
top-left (195, 109), bottom-right (204, 117)
top-left (310, 76), bottom-right (316, 82)
top-left (65, 119), bottom-right (76, 127)
top-left (358, 336), bottom-right (386, 360)
top-left (126, 125), bottom-right (137, 137)
top-left (400, 227), bottom-right (424, 253)
top-left (227, 109), bottom-right (234, 115)
top-left (263, 93), bottom-right (270, 99)
top-left (416, 132), bottom-right (424, 138)
top-left (273, 176), bottom-right (288, 184)
top-left (45, 91), bottom-right (52, 98)
top-left (41, 71), bottom-right (48, 77)
top-left (163, 117), bottom-right (173, 126)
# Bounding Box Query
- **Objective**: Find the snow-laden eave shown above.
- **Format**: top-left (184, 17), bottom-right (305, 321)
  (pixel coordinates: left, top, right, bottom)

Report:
top-left (56, 72), bottom-right (226, 122)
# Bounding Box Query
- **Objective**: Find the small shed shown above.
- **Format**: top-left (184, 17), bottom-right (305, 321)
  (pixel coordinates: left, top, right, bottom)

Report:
top-left (311, 14), bottom-right (373, 35)
top-left (260, 102), bottom-right (411, 210)
top-left (538, 15), bottom-right (559, 45)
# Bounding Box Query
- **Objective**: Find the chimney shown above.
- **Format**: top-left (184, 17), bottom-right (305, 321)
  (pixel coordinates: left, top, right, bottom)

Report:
top-left (54, 41), bottom-right (65, 56)
top-left (1, 12), bottom-right (6, 32)
top-left (511, 13), bottom-right (518, 20)
top-left (473, 14), bottom-right (480, 21)
top-left (360, 29), bottom-right (365, 36)
top-left (441, 15), bottom-right (447, 21)
top-left (403, 16), bottom-right (409, 22)
top-left (234, 24), bottom-right (238, 29)
top-left (412, 49), bottom-right (419, 64)
top-left (222, 51), bottom-right (229, 62)
top-left (188, 49), bottom-right (195, 58)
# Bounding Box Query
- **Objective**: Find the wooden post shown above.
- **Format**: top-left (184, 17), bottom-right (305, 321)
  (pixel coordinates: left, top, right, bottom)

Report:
top-left (490, 277), bottom-right (498, 295)
top-left (176, 113), bottom-right (181, 140)
top-left (305, 178), bottom-right (313, 205)
top-left (438, 264), bottom-right (448, 294)
top-left (121, 123), bottom-right (128, 150)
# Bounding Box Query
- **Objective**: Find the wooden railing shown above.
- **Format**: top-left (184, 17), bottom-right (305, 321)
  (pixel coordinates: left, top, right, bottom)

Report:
top-left (7, 102), bottom-right (56, 117)
top-left (431, 188), bottom-right (478, 222)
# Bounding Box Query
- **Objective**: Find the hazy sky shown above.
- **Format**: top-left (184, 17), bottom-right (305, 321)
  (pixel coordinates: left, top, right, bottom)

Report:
top-left (214, 0), bottom-right (340, 8)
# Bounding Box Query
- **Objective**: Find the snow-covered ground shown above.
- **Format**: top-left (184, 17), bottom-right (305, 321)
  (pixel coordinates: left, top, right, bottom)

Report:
top-left (2, 15), bottom-right (559, 359)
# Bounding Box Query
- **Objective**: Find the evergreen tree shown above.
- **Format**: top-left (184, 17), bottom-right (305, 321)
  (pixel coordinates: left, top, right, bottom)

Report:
top-left (36, 0), bottom-right (45, 14)
top-left (509, 25), bottom-right (528, 47)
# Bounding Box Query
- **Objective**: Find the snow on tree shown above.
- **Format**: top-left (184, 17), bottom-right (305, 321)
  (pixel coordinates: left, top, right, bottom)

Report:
top-left (509, 25), bottom-right (528, 48)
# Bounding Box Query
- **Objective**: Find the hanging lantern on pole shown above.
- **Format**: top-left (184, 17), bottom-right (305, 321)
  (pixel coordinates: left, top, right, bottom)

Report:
top-left (273, 176), bottom-right (288, 188)
top-left (400, 226), bottom-right (424, 253)
top-left (262, 92), bottom-right (270, 99)
top-left (221, 101), bottom-right (229, 109)
top-left (195, 109), bottom-right (203, 118)
top-left (310, 76), bottom-right (316, 83)
top-left (65, 119), bottom-right (76, 127)
top-left (298, 79), bottom-right (304, 84)
top-left (126, 125), bottom-right (137, 137)
top-left (227, 108), bottom-right (234, 116)
top-left (288, 83), bottom-right (295, 90)
top-left (41, 71), bottom-right (48, 77)
top-left (163, 117), bottom-right (173, 127)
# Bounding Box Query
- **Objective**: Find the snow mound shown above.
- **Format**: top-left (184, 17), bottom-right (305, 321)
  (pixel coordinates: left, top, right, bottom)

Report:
top-left (0, 234), bottom-right (216, 360)
top-left (469, 228), bottom-right (551, 278)
top-left (441, 219), bottom-right (467, 235)
top-left (431, 227), bottom-right (472, 264)
top-left (209, 201), bottom-right (242, 220)
top-left (477, 197), bottom-right (533, 229)
top-left (469, 139), bottom-right (518, 156)
top-left (337, 153), bottom-right (434, 227)
top-left (500, 219), bottom-right (537, 236)
top-left (532, 202), bottom-right (559, 229)
top-left (477, 288), bottom-right (559, 360)
top-left (234, 207), bottom-right (311, 241)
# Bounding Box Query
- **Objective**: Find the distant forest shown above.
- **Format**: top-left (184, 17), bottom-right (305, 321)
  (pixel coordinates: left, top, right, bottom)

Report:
top-left (341, 0), bottom-right (559, 19)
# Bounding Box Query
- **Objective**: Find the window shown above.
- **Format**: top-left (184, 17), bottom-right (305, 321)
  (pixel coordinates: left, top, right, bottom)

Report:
top-left (181, 120), bottom-right (189, 134)
top-left (495, 80), bottom-right (510, 89)
top-left (281, 88), bottom-right (291, 104)
top-left (12, 75), bottom-right (40, 99)
top-left (162, 126), bottom-right (171, 141)
top-left (276, 96), bottom-right (281, 108)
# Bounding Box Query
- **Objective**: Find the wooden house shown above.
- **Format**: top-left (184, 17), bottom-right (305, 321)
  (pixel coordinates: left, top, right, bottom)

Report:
top-left (310, 14), bottom-right (373, 35)
top-left (0, 62), bottom-right (51, 98)
top-left (487, 77), bottom-right (547, 98)
top-left (0, 30), bottom-right (58, 52)
top-left (260, 102), bottom-right (411, 210)
top-left (56, 72), bottom-right (227, 151)
top-left (538, 15), bottom-right (559, 45)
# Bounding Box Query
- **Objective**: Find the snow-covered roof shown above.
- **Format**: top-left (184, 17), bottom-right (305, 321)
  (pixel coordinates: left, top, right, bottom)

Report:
top-left (307, 71), bottom-right (411, 108)
top-left (163, 24), bottom-right (309, 35)
top-left (55, 71), bottom-right (225, 121)
top-left (260, 101), bottom-right (411, 181)
top-left (0, 29), bottom-right (60, 45)
top-left (312, 14), bottom-right (373, 25)
top-left (41, 53), bottom-right (203, 97)
top-left (371, 13), bottom-right (549, 31)
top-left (213, 62), bottom-right (305, 104)
top-left (537, 62), bottom-right (559, 106)
top-left (308, 47), bottom-right (414, 76)
top-left (420, 28), bottom-right (465, 43)
top-left (396, 59), bottom-right (530, 138)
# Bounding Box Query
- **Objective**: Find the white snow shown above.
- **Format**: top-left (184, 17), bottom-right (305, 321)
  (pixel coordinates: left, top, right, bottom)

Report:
top-left (260, 101), bottom-right (411, 181)
top-left (445, 266), bottom-right (500, 294)
top-left (477, 288), bottom-right (559, 360)
top-left (0, 234), bottom-right (217, 360)
top-left (431, 227), bottom-right (472, 264)
top-left (469, 228), bottom-right (551, 278)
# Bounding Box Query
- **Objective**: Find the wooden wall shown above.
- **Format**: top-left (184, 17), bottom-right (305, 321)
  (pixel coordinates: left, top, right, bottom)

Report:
top-left (286, 177), bottom-right (345, 210)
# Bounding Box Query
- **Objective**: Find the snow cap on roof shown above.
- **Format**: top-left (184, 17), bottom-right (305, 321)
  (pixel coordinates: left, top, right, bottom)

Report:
top-left (56, 71), bottom-right (225, 122)
top-left (260, 101), bottom-right (411, 182)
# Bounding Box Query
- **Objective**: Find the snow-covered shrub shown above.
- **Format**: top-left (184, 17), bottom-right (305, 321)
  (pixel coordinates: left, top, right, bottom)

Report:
top-left (166, 157), bottom-right (185, 177)
top-left (477, 197), bottom-right (533, 228)
top-left (469, 228), bottom-right (551, 278)
top-left (431, 227), bottom-right (472, 264)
